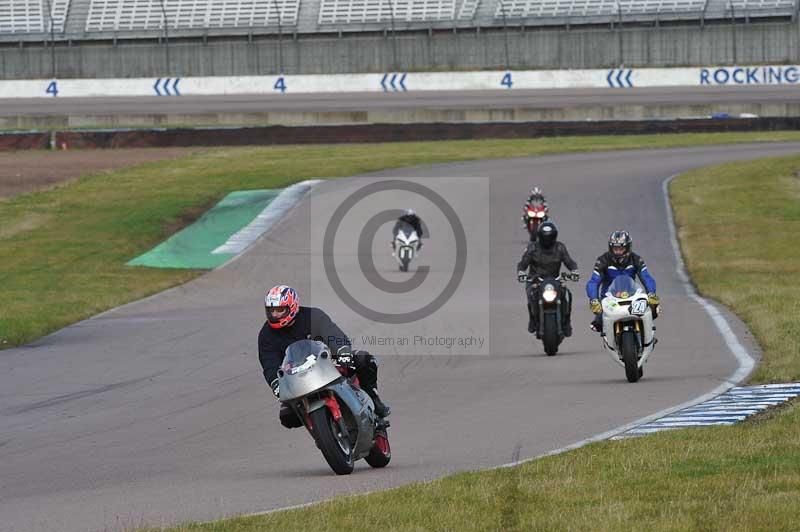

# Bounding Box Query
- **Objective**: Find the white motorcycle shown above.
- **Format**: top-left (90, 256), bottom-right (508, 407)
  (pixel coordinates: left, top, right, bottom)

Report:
top-left (599, 276), bottom-right (659, 383)
top-left (392, 220), bottom-right (420, 272)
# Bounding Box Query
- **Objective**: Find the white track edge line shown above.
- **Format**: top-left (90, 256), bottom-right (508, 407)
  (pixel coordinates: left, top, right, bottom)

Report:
top-left (213, 179), bottom-right (325, 263)
top-left (91, 179), bottom-right (324, 320)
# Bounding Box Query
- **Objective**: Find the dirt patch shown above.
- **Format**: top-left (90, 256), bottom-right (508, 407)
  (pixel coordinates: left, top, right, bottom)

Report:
top-left (0, 212), bottom-right (53, 239)
top-left (0, 148), bottom-right (200, 199)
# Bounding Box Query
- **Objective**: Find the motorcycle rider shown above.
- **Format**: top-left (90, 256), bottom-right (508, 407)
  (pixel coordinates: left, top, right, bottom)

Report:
top-left (517, 221), bottom-right (579, 336)
top-left (258, 285), bottom-right (391, 427)
top-left (392, 208), bottom-right (424, 252)
top-left (586, 230), bottom-right (660, 333)
top-left (526, 186), bottom-right (548, 208)
top-left (522, 187), bottom-right (550, 241)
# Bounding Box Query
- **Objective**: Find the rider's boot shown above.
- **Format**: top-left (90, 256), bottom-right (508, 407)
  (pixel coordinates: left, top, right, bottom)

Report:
top-left (527, 303), bottom-right (538, 334)
top-left (563, 316), bottom-right (573, 337)
top-left (357, 357), bottom-right (391, 418)
top-left (590, 314), bottom-right (603, 333)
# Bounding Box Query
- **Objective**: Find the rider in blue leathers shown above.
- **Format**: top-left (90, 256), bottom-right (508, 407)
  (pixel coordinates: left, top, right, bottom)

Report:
top-left (586, 230), bottom-right (660, 332)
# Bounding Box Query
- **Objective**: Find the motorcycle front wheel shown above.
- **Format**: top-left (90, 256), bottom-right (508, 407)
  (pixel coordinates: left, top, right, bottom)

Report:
top-left (311, 408), bottom-right (354, 475)
top-left (620, 330), bottom-right (641, 383)
top-left (542, 313), bottom-right (559, 356)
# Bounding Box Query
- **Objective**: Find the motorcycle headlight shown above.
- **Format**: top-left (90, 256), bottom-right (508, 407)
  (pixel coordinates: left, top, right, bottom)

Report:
top-left (527, 210), bottom-right (535, 217)
top-left (542, 284), bottom-right (558, 302)
top-left (536, 211), bottom-right (546, 218)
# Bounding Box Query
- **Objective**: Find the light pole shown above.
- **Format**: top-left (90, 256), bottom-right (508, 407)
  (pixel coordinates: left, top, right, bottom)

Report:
top-left (158, 0), bottom-right (171, 73)
top-left (385, 0), bottom-right (398, 71)
top-left (614, 0), bottom-right (623, 66)
top-left (498, 0), bottom-right (511, 71)
top-left (44, 0), bottom-right (56, 79)
top-left (271, 0), bottom-right (284, 74)
top-left (729, 1), bottom-right (737, 65)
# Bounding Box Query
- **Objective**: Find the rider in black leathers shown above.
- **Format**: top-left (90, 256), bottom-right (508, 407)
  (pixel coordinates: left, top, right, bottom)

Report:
top-left (516, 222), bottom-right (579, 336)
top-left (258, 285), bottom-right (391, 427)
top-left (392, 208), bottom-right (424, 251)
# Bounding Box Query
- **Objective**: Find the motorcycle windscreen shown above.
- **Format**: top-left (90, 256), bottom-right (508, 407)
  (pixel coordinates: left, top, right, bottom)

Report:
top-left (605, 275), bottom-right (642, 299)
top-left (282, 339), bottom-right (327, 370)
top-left (394, 221), bottom-right (417, 238)
top-left (279, 339), bottom-right (343, 400)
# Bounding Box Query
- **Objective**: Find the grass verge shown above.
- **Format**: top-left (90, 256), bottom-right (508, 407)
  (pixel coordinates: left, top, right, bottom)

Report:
top-left (671, 155), bottom-right (800, 383)
top-left (137, 144), bottom-right (799, 531)
top-left (3, 131), bottom-right (800, 347)
top-left (147, 405), bottom-right (800, 532)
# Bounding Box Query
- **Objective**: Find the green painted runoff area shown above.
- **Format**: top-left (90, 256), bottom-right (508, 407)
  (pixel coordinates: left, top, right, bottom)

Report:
top-left (127, 189), bottom-right (281, 269)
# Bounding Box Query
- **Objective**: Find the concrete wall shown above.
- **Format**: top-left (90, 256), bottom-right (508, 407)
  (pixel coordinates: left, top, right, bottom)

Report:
top-left (2, 21), bottom-right (800, 79)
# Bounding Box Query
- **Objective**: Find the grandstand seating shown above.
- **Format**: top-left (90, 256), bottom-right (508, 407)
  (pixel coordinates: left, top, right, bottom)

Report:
top-left (84, 0), bottom-right (300, 32)
top-left (728, 0), bottom-right (794, 10)
top-left (0, 0), bottom-right (796, 39)
top-left (457, 0), bottom-right (480, 19)
top-left (0, 0), bottom-right (70, 34)
top-left (318, 0), bottom-right (457, 24)
top-left (494, 0), bottom-right (705, 19)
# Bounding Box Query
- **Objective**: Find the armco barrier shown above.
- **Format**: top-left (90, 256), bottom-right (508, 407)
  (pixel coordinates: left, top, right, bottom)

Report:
top-left (2, 117), bottom-right (799, 151)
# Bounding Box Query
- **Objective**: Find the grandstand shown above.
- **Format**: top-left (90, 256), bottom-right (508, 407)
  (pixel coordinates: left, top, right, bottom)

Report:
top-left (0, 0), bottom-right (796, 42)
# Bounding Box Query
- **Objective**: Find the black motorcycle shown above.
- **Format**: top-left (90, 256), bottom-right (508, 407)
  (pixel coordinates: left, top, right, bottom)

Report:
top-left (519, 271), bottom-right (579, 356)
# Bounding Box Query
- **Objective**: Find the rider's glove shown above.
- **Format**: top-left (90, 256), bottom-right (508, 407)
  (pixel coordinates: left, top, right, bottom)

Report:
top-left (648, 292), bottom-right (660, 306)
top-left (590, 298), bottom-right (602, 314)
top-left (570, 270), bottom-right (580, 282)
top-left (270, 379), bottom-right (280, 399)
top-left (335, 345), bottom-right (356, 369)
top-left (517, 270), bottom-right (527, 282)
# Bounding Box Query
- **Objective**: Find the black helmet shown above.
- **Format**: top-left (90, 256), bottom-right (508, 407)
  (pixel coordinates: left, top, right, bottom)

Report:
top-left (608, 230), bottom-right (632, 266)
top-left (537, 221), bottom-right (558, 249)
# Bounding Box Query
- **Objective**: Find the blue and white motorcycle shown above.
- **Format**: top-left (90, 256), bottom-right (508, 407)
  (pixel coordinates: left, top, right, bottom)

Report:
top-left (599, 276), bottom-right (659, 383)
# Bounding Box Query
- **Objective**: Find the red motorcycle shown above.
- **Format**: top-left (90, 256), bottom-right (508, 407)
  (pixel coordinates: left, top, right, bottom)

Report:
top-left (522, 201), bottom-right (549, 238)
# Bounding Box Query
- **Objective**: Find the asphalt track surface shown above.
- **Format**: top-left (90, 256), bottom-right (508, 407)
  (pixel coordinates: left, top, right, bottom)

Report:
top-left (2, 142), bottom-right (799, 532)
top-left (0, 85), bottom-right (795, 117)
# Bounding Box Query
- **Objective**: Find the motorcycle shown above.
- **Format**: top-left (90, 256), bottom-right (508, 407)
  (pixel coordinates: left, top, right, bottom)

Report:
top-left (518, 271), bottom-right (579, 356)
top-left (276, 339), bottom-right (391, 475)
top-left (522, 202), bottom-right (548, 239)
top-left (599, 276), bottom-right (659, 383)
top-left (392, 220), bottom-right (420, 272)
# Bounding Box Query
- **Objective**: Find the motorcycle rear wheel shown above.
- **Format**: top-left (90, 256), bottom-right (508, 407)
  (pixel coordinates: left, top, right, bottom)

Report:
top-left (621, 331), bottom-right (641, 383)
top-left (365, 430), bottom-right (391, 468)
top-left (542, 313), bottom-right (559, 356)
top-left (310, 408), bottom-right (354, 475)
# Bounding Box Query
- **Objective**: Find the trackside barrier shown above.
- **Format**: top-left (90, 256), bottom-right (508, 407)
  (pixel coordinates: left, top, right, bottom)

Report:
top-left (3, 116), bottom-right (800, 151)
top-left (3, 65), bottom-right (800, 98)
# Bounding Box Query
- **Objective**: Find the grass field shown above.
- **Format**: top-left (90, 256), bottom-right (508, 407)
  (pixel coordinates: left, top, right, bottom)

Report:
top-left (3, 131), bottom-right (800, 347)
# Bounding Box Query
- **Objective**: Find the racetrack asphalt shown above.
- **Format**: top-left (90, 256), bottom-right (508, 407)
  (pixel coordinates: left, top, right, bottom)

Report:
top-left (0, 85), bottom-right (795, 117)
top-left (1, 142), bottom-right (798, 532)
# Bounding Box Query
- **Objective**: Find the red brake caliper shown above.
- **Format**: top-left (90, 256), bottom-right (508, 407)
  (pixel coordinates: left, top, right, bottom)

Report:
top-left (324, 395), bottom-right (342, 421)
